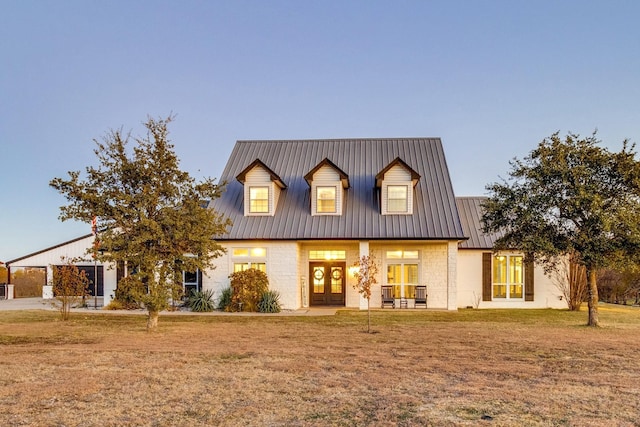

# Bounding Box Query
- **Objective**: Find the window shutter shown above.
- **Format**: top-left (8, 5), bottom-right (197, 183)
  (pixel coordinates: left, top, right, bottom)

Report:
top-left (525, 259), bottom-right (534, 301)
top-left (197, 270), bottom-right (203, 289)
top-left (482, 252), bottom-right (492, 301)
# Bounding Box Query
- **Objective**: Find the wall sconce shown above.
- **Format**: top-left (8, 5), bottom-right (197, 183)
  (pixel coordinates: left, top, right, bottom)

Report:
top-left (348, 266), bottom-right (359, 278)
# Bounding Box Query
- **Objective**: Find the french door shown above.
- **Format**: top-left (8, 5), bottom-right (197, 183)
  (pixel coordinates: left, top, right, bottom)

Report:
top-left (309, 262), bottom-right (346, 306)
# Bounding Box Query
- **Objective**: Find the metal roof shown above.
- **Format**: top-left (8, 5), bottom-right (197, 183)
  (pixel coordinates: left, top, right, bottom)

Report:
top-left (456, 197), bottom-right (501, 249)
top-left (212, 138), bottom-right (467, 241)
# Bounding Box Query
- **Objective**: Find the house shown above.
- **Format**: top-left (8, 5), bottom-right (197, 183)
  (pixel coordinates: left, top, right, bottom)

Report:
top-left (205, 138), bottom-right (464, 310)
top-left (456, 196), bottom-right (565, 309)
top-left (6, 137), bottom-right (565, 310)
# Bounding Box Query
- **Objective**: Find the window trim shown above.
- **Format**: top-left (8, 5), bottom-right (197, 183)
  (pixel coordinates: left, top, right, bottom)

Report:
top-left (231, 247), bottom-right (267, 274)
top-left (249, 186), bottom-right (269, 214)
top-left (387, 185), bottom-right (409, 213)
top-left (385, 250), bottom-right (420, 299)
top-left (316, 186), bottom-right (337, 214)
top-left (492, 254), bottom-right (524, 300)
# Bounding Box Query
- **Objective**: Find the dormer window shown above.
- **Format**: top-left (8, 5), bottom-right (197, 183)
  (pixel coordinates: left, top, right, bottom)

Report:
top-left (317, 186), bottom-right (337, 213)
top-left (249, 187), bottom-right (269, 213)
top-left (376, 157), bottom-right (420, 215)
top-left (387, 185), bottom-right (408, 213)
top-left (236, 159), bottom-right (287, 217)
top-left (305, 158), bottom-right (350, 216)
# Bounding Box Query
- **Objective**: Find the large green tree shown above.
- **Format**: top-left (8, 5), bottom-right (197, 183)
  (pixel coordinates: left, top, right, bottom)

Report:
top-left (50, 116), bottom-right (230, 330)
top-left (482, 132), bottom-right (640, 326)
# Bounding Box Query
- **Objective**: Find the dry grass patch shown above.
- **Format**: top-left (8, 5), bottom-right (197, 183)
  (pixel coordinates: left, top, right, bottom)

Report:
top-left (0, 305), bottom-right (639, 426)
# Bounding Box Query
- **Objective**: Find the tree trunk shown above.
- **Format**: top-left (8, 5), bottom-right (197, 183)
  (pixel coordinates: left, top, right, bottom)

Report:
top-left (147, 310), bottom-right (159, 331)
top-left (367, 298), bottom-right (371, 333)
top-left (586, 268), bottom-right (599, 327)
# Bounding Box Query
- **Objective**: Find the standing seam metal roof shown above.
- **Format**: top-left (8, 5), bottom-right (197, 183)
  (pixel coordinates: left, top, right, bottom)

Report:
top-left (212, 138), bottom-right (467, 241)
top-left (455, 196), bottom-right (502, 249)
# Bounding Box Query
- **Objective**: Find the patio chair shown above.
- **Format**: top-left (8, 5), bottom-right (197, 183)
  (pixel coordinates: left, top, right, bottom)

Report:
top-left (381, 285), bottom-right (395, 308)
top-left (415, 285), bottom-right (427, 308)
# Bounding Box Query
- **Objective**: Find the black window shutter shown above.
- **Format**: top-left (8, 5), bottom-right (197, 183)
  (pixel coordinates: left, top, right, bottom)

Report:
top-left (482, 253), bottom-right (492, 301)
top-left (525, 259), bottom-right (534, 301)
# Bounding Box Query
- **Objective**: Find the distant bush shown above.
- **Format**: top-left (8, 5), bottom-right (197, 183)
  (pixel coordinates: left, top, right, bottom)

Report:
top-left (188, 289), bottom-right (216, 312)
top-left (258, 290), bottom-right (281, 313)
top-left (112, 276), bottom-right (142, 309)
top-left (228, 269), bottom-right (269, 312)
top-left (104, 299), bottom-right (126, 310)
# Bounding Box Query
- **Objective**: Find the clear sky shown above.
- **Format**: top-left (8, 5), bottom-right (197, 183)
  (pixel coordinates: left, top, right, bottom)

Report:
top-left (1, 0), bottom-right (639, 262)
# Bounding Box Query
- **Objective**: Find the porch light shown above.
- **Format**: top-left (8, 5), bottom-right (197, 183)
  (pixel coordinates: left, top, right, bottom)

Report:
top-left (348, 266), bottom-right (359, 278)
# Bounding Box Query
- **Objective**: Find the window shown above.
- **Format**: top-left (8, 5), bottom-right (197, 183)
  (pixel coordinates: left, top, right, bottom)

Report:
top-left (385, 250), bottom-right (419, 299)
top-left (387, 185), bottom-right (408, 213)
top-left (493, 255), bottom-right (523, 299)
top-left (183, 269), bottom-right (200, 297)
top-left (234, 263), bottom-right (266, 273)
top-left (233, 248), bottom-right (266, 257)
top-left (316, 186), bottom-right (336, 213)
top-left (232, 247), bottom-right (267, 273)
top-left (249, 187), bottom-right (269, 213)
top-left (309, 250), bottom-right (346, 260)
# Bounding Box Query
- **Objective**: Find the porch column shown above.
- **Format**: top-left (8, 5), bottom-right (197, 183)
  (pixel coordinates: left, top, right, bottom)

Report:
top-left (447, 241), bottom-right (458, 310)
top-left (358, 241), bottom-right (369, 310)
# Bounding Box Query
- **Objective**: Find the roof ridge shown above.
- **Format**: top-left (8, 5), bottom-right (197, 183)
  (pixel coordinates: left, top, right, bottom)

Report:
top-left (236, 137), bottom-right (441, 143)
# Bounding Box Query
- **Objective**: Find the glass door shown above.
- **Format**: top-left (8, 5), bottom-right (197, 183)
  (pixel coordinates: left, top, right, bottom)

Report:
top-left (309, 262), bottom-right (346, 306)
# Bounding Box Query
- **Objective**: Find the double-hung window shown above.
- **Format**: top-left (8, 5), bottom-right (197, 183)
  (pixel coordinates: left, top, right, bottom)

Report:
top-left (316, 186), bottom-right (337, 213)
top-left (249, 187), bottom-right (269, 213)
top-left (387, 185), bottom-right (408, 213)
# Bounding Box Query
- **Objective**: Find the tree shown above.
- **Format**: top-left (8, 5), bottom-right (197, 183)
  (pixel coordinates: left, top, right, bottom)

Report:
top-left (51, 260), bottom-right (90, 321)
top-left (0, 263), bottom-right (7, 284)
top-left (482, 132), bottom-right (640, 326)
top-left (597, 267), bottom-right (640, 305)
top-left (552, 251), bottom-right (587, 311)
top-left (50, 116), bottom-right (230, 330)
top-left (352, 254), bottom-right (379, 333)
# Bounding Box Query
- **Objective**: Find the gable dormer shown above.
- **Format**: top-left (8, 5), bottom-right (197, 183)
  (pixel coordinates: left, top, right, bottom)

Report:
top-left (236, 159), bottom-right (287, 216)
top-left (375, 157), bottom-right (420, 215)
top-left (304, 158), bottom-right (349, 216)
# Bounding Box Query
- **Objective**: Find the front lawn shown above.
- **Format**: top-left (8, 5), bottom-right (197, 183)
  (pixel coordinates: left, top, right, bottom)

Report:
top-left (0, 305), bottom-right (638, 426)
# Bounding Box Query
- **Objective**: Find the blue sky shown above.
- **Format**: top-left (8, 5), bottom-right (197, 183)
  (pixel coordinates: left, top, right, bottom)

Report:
top-left (1, 0), bottom-right (639, 262)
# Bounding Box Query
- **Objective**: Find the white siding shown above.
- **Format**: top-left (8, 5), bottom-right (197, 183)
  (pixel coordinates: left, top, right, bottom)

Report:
top-left (456, 249), bottom-right (566, 309)
top-left (310, 165), bottom-right (344, 216)
top-left (243, 166), bottom-right (280, 216)
top-left (381, 165), bottom-right (414, 215)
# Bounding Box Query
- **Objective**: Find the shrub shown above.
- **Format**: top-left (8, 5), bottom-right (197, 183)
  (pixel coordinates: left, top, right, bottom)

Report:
top-left (188, 289), bottom-right (216, 312)
top-left (228, 268), bottom-right (269, 312)
top-left (112, 276), bottom-right (143, 309)
top-left (258, 290), bottom-right (281, 313)
top-left (51, 262), bottom-right (90, 321)
top-left (104, 299), bottom-right (126, 310)
top-left (217, 287), bottom-right (232, 310)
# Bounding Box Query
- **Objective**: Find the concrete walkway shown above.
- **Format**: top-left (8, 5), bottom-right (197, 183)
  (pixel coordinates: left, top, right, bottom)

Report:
top-left (0, 297), bottom-right (339, 316)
